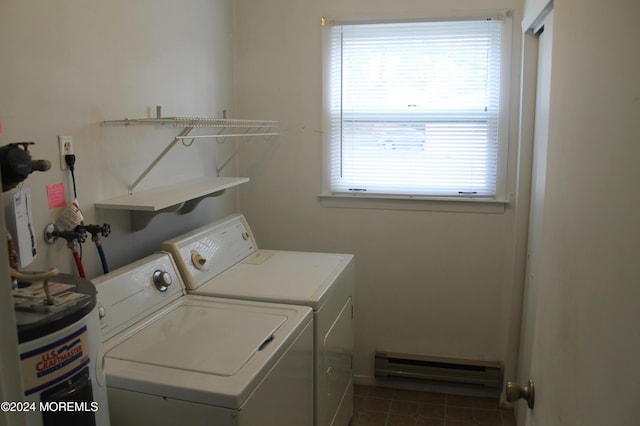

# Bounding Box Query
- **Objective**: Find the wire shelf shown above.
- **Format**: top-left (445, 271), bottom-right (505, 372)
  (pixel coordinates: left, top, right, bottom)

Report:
top-left (102, 108), bottom-right (280, 195)
top-left (104, 117), bottom-right (279, 129)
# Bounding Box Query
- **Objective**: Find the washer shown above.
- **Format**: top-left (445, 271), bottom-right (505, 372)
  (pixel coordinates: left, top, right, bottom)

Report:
top-left (13, 274), bottom-right (110, 426)
top-left (93, 252), bottom-right (313, 426)
top-left (162, 214), bottom-right (355, 426)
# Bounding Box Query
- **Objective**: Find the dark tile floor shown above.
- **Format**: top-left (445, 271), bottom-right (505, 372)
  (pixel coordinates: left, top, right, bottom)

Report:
top-left (351, 385), bottom-right (516, 426)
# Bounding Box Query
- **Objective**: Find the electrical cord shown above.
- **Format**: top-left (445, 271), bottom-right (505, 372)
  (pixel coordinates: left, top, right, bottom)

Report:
top-left (63, 156), bottom-right (112, 276)
top-left (64, 154), bottom-right (86, 275)
top-left (65, 154), bottom-right (77, 199)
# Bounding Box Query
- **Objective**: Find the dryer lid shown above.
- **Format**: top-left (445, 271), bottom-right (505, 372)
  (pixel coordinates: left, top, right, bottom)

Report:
top-left (105, 304), bottom-right (286, 376)
top-left (196, 250), bottom-right (351, 308)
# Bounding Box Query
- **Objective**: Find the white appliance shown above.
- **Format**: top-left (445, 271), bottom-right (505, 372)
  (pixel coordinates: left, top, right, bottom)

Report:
top-left (13, 274), bottom-right (110, 426)
top-left (92, 252), bottom-right (313, 426)
top-left (162, 214), bottom-right (355, 426)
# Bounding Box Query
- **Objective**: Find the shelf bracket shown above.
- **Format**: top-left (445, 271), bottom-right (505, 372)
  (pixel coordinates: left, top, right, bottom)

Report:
top-left (180, 189), bottom-right (227, 214)
top-left (128, 126), bottom-right (194, 194)
top-left (129, 203), bottom-right (184, 232)
top-left (127, 188), bottom-right (228, 230)
top-left (215, 146), bottom-right (242, 176)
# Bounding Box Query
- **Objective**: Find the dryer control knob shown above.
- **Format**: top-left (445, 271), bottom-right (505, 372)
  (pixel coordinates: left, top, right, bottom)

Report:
top-left (153, 270), bottom-right (172, 292)
top-left (191, 252), bottom-right (207, 270)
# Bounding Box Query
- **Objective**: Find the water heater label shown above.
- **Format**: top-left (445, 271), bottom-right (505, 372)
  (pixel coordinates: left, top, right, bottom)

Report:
top-left (20, 325), bottom-right (91, 395)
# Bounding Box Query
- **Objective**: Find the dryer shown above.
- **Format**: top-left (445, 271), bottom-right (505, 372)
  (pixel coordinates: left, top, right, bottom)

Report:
top-left (92, 252), bottom-right (313, 426)
top-left (162, 214), bottom-right (355, 426)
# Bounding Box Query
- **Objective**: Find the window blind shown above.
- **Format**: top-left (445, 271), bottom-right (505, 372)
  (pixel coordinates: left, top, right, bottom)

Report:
top-left (325, 19), bottom-right (505, 198)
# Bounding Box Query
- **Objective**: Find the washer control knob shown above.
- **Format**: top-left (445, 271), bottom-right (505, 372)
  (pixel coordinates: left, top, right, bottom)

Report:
top-left (153, 270), bottom-right (172, 292)
top-left (191, 252), bottom-right (207, 270)
top-left (98, 305), bottom-right (106, 318)
top-left (242, 232), bottom-right (250, 241)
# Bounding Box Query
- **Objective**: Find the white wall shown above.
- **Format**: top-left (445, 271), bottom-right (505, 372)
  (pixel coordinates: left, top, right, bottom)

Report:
top-left (521, 0), bottom-right (640, 423)
top-left (233, 0), bottom-right (525, 385)
top-left (0, 1), bottom-right (240, 407)
top-left (0, 0), bottom-right (529, 402)
top-left (0, 0), bottom-right (239, 278)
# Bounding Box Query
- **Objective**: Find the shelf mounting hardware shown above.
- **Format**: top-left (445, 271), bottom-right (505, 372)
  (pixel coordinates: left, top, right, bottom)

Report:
top-left (103, 106), bottom-right (279, 193)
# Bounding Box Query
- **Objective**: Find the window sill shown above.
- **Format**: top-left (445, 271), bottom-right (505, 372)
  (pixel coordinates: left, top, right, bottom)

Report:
top-left (318, 194), bottom-right (509, 214)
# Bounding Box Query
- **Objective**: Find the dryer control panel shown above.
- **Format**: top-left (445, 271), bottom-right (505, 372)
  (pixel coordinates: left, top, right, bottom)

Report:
top-left (162, 214), bottom-right (257, 290)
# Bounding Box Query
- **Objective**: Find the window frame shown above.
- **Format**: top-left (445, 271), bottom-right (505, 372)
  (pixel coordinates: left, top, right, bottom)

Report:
top-left (321, 13), bottom-right (513, 212)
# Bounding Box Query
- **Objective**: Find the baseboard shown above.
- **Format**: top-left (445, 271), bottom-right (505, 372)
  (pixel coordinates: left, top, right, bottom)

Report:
top-left (353, 374), bottom-right (502, 399)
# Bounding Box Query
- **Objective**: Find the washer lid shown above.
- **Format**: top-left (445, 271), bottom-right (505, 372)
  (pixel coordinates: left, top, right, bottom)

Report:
top-left (106, 304), bottom-right (286, 376)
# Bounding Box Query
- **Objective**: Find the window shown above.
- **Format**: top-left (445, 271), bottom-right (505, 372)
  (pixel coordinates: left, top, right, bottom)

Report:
top-left (322, 16), bottom-right (511, 200)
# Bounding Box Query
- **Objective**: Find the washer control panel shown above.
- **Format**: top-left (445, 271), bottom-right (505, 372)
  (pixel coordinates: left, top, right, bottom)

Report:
top-left (153, 270), bottom-right (172, 292)
top-left (93, 252), bottom-right (185, 341)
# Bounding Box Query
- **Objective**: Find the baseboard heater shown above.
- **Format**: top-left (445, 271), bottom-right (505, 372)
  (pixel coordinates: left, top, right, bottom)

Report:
top-left (375, 351), bottom-right (502, 389)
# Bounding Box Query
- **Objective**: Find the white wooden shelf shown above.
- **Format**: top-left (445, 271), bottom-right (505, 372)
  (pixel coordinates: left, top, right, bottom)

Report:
top-left (95, 176), bottom-right (249, 231)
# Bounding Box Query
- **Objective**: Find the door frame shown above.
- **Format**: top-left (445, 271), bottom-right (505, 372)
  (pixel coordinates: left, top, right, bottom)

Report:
top-left (503, 2), bottom-right (553, 421)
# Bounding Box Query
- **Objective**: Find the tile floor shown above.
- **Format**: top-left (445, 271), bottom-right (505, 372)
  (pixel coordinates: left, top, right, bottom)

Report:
top-left (351, 385), bottom-right (516, 426)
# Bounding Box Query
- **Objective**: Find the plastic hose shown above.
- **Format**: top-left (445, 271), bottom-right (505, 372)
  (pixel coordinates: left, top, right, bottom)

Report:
top-left (72, 250), bottom-right (86, 278)
top-left (96, 242), bottom-right (109, 274)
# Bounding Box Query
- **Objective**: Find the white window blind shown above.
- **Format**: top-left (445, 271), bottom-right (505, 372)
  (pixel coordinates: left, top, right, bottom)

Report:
top-left (324, 18), bottom-right (508, 198)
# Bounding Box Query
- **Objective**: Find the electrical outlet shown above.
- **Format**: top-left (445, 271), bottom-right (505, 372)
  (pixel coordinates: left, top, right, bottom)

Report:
top-left (58, 136), bottom-right (73, 170)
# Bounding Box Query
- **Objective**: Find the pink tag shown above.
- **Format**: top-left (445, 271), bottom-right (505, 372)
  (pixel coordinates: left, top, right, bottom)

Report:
top-left (46, 183), bottom-right (66, 208)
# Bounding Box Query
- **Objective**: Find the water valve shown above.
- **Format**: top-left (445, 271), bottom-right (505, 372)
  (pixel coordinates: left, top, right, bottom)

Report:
top-left (44, 224), bottom-right (87, 244)
top-left (85, 223), bottom-right (111, 240)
